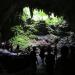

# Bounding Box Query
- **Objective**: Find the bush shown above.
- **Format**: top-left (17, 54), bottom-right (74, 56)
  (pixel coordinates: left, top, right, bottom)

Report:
top-left (9, 34), bottom-right (31, 49)
top-left (45, 16), bottom-right (64, 26)
top-left (10, 25), bottom-right (32, 49)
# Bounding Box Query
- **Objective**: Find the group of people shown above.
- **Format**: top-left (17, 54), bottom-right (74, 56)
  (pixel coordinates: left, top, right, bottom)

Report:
top-left (29, 44), bottom-right (75, 75)
top-left (29, 44), bottom-right (57, 75)
top-left (0, 41), bottom-right (75, 75)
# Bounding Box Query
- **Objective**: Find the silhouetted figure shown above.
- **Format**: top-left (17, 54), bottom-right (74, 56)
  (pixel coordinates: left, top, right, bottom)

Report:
top-left (70, 45), bottom-right (75, 75)
top-left (1, 42), bottom-right (5, 49)
top-left (40, 46), bottom-right (45, 64)
top-left (61, 46), bottom-right (71, 75)
top-left (70, 45), bottom-right (75, 58)
top-left (55, 46), bottom-right (70, 75)
top-left (0, 42), bottom-right (2, 48)
top-left (54, 44), bottom-right (57, 64)
top-left (10, 43), bottom-right (13, 52)
top-left (60, 46), bottom-right (69, 61)
top-left (54, 39), bottom-right (59, 62)
top-left (5, 42), bottom-right (10, 50)
top-left (45, 45), bottom-right (55, 75)
top-left (30, 46), bottom-right (37, 75)
top-left (15, 44), bottom-right (19, 55)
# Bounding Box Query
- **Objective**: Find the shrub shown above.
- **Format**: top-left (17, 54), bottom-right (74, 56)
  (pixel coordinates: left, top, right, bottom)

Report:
top-left (9, 34), bottom-right (31, 49)
top-left (45, 16), bottom-right (64, 26)
top-left (11, 25), bottom-right (24, 35)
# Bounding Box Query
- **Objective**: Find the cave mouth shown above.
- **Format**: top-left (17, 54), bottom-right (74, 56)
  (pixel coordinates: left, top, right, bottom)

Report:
top-left (4, 6), bottom-right (73, 50)
top-left (1, 0), bottom-right (75, 74)
top-left (0, 5), bottom-right (74, 51)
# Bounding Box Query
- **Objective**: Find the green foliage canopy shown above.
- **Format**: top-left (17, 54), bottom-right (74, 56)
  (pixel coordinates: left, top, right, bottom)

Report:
top-left (9, 7), bottom-right (65, 49)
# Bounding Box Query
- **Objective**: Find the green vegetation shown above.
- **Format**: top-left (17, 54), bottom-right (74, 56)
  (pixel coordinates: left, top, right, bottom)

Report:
top-left (9, 34), bottom-right (31, 49)
top-left (11, 25), bottom-right (24, 35)
top-left (46, 16), bottom-right (64, 25)
top-left (9, 7), bottom-right (65, 49)
top-left (21, 7), bottom-right (31, 21)
top-left (10, 25), bottom-right (30, 48)
top-left (32, 9), bottom-right (48, 21)
top-left (9, 25), bottom-right (38, 49)
top-left (21, 7), bottom-right (64, 25)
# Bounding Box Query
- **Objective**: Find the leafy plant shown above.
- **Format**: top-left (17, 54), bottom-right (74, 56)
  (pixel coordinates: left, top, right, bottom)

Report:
top-left (21, 7), bottom-right (31, 22)
top-left (32, 9), bottom-right (48, 21)
top-left (9, 34), bottom-right (31, 49)
top-left (11, 25), bottom-right (24, 35)
top-left (45, 16), bottom-right (64, 26)
top-left (21, 12), bottom-right (27, 22)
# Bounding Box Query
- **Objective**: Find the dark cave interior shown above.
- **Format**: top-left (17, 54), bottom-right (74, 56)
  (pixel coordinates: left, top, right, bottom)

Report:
top-left (0, 0), bottom-right (75, 75)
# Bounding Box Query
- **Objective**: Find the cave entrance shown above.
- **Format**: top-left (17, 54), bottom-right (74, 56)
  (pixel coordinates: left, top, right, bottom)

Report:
top-left (8, 6), bottom-right (73, 50)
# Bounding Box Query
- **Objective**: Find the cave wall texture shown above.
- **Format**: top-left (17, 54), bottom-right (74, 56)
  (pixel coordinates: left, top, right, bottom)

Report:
top-left (0, 0), bottom-right (75, 39)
